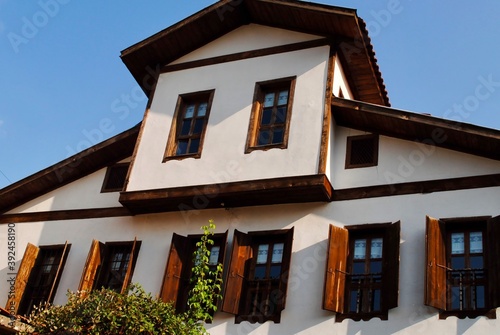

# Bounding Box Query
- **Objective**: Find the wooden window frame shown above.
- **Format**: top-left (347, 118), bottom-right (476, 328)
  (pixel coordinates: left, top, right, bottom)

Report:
top-left (163, 90), bottom-right (215, 161)
top-left (345, 134), bottom-right (379, 169)
top-left (101, 162), bottom-right (130, 193)
top-left (160, 231), bottom-right (228, 314)
top-left (222, 228), bottom-right (294, 324)
top-left (425, 215), bottom-right (500, 319)
top-left (6, 242), bottom-right (71, 316)
top-left (78, 239), bottom-right (140, 295)
top-left (323, 222), bottom-right (400, 322)
top-left (245, 77), bottom-right (296, 153)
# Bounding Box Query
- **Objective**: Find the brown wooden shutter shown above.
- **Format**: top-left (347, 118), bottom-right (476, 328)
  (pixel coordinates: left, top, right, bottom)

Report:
top-left (160, 233), bottom-right (190, 304)
top-left (46, 242), bottom-right (71, 305)
top-left (78, 240), bottom-right (103, 295)
top-left (276, 227), bottom-right (294, 312)
top-left (5, 243), bottom-right (39, 314)
top-left (424, 216), bottom-right (447, 309)
top-left (383, 221), bottom-right (400, 310)
top-left (221, 230), bottom-right (252, 315)
top-left (121, 238), bottom-right (141, 294)
top-left (487, 215), bottom-right (500, 308)
top-left (323, 225), bottom-right (348, 313)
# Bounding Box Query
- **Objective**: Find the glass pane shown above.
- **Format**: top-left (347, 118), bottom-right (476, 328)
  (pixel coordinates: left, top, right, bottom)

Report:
top-left (193, 118), bottom-right (204, 134)
top-left (270, 265), bottom-right (281, 279)
top-left (352, 261), bottom-right (365, 275)
top-left (254, 265), bottom-right (266, 280)
top-left (451, 232), bottom-right (465, 254)
top-left (263, 93), bottom-right (275, 108)
top-left (451, 256), bottom-right (465, 270)
top-left (176, 140), bottom-right (188, 155)
top-left (275, 107), bottom-right (287, 123)
top-left (257, 244), bottom-right (269, 264)
top-left (476, 285), bottom-right (485, 309)
top-left (354, 239), bottom-right (366, 259)
top-left (257, 130), bottom-right (271, 145)
top-left (185, 104), bottom-right (195, 118)
top-left (470, 232), bottom-right (483, 253)
top-left (261, 108), bottom-right (272, 125)
top-left (349, 290), bottom-right (358, 312)
top-left (180, 120), bottom-right (191, 136)
top-left (370, 260), bottom-right (382, 275)
top-left (372, 289), bottom-right (381, 312)
top-left (188, 138), bottom-right (200, 154)
top-left (277, 90), bottom-right (288, 106)
top-left (370, 238), bottom-right (383, 259)
top-left (272, 128), bottom-right (284, 144)
top-left (470, 255), bottom-right (484, 269)
top-left (209, 246), bottom-right (220, 266)
top-left (451, 286), bottom-right (461, 310)
top-left (272, 243), bottom-right (284, 263)
top-left (197, 103), bottom-right (207, 117)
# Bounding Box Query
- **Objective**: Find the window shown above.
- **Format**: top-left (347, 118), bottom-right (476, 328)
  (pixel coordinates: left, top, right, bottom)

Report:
top-left (78, 239), bottom-right (140, 295)
top-left (101, 163), bottom-right (129, 192)
top-left (245, 77), bottom-right (296, 153)
top-left (345, 134), bottom-right (379, 169)
top-left (6, 242), bottom-right (70, 316)
top-left (323, 222), bottom-right (400, 321)
top-left (160, 231), bottom-right (227, 313)
top-left (425, 216), bottom-right (500, 319)
top-left (164, 90), bottom-right (214, 161)
top-left (222, 228), bottom-right (294, 323)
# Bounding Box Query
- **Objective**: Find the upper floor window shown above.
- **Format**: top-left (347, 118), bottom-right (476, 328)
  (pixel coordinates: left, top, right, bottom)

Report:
top-left (79, 239), bottom-right (141, 295)
top-left (101, 163), bottom-right (129, 192)
top-left (160, 231), bottom-right (227, 313)
top-left (164, 90), bottom-right (214, 161)
top-left (222, 228), bottom-right (294, 323)
top-left (323, 222), bottom-right (400, 321)
top-left (425, 216), bottom-right (500, 319)
top-left (245, 77), bottom-right (296, 153)
top-left (345, 134), bottom-right (379, 169)
top-left (6, 242), bottom-right (71, 316)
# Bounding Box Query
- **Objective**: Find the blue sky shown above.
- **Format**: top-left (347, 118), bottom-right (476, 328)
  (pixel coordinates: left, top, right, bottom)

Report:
top-left (1, 0), bottom-right (500, 189)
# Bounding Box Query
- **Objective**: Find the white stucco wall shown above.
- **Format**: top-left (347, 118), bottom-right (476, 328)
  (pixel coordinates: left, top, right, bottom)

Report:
top-left (2, 186), bottom-right (499, 334)
top-left (127, 25), bottom-right (329, 191)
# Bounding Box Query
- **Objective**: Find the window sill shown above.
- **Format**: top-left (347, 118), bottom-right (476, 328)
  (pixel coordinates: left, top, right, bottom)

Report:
top-left (439, 309), bottom-right (496, 320)
top-left (163, 153), bottom-right (202, 162)
top-left (335, 311), bottom-right (388, 322)
top-left (235, 313), bottom-right (281, 324)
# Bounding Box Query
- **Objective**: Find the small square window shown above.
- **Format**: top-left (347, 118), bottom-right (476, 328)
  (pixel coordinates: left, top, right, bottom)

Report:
top-left (164, 90), bottom-right (214, 161)
top-left (245, 77), bottom-right (296, 153)
top-left (101, 163), bottom-right (129, 192)
top-left (345, 134), bottom-right (378, 169)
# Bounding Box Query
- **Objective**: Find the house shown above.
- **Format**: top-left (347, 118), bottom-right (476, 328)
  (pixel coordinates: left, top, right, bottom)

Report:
top-left (1, 0), bottom-right (500, 334)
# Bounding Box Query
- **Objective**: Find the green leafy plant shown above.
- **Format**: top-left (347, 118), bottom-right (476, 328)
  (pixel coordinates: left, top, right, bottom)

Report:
top-left (21, 222), bottom-right (223, 335)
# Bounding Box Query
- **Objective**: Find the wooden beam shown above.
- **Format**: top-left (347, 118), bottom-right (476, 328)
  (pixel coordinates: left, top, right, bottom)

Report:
top-left (0, 207), bottom-right (131, 224)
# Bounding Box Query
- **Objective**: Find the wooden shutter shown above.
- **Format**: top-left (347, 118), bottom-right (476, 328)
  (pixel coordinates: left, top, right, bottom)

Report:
top-left (121, 238), bottom-right (141, 294)
top-left (383, 221), bottom-right (400, 310)
top-left (160, 233), bottom-right (190, 304)
top-left (221, 230), bottom-right (252, 314)
top-left (46, 242), bottom-right (71, 305)
top-left (487, 215), bottom-right (500, 308)
top-left (424, 216), bottom-right (447, 309)
top-left (5, 243), bottom-right (39, 314)
top-left (78, 240), bottom-right (103, 295)
top-left (276, 227), bottom-right (294, 312)
top-left (323, 225), bottom-right (348, 313)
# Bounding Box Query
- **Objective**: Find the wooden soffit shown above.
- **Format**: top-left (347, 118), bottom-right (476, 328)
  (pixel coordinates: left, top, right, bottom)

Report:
top-left (332, 97), bottom-right (500, 161)
top-left (120, 0), bottom-right (389, 106)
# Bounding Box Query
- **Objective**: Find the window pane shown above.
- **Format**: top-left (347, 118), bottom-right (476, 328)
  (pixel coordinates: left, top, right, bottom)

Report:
top-left (372, 289), bottom-right (381, 312)
top-left (209, 246), bottom-right (220, 266)
top-left (469, 232), bottom-right (483, 253)
top-left (270, 265), bottom-right (281, 279)
top-left (272, 128), bottom-right (284, 144)
top-left (272, 243), bottom-right (284, 263)
top-left (261, 108), bottom-right (272, 125)
top-left (370, 260), bottom-right (382, 275)
top-left (197, 103), bottom-right (207, 117)
top-left (176, 140), bottom-right (188, 155)
top-left (470, 255), bottom-right (483, 269)
top-left (451, 286), bottom-right (461, 310)
top-left (193, 118), bottom-right (204, 135)
top-left (257, 244), bottom-right (269, 264)
top-left (257, 130), bottom-right (271, 145)
top-left (354, 239), bottom-right (366, 259)
top-left (352, 261), bottom-right (365, 275)
top-left (188, 138), bottom-right (200, 154)
top-left (180, 120), bottom-right (191, 136)
top-left (476, 285), bottom-right (485, 309)
top-left (451, 232), bottom-right (465, 254)
top-left (277, 90), bottom-right (288, 106)
top-left (185, 105), bottom-right (195, 118)
top-left (254, 265), bottom-right (266, 280)
top-left (263, 93), bottom-right (275, 108)
top-left (275, 107), bottom-right (287, 123)
top-left (451, 256), bottom-right (465, 270)
top-left (370, 238), bottom-right (383, 259)
top-left (349, 290), bottom-right (358, 312)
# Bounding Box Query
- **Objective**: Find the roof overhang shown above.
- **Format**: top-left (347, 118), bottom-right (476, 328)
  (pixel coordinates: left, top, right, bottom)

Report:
top-left (120, 0), bottom-right (389, 106)
top-left (332, 97), bottom-right (500, 160)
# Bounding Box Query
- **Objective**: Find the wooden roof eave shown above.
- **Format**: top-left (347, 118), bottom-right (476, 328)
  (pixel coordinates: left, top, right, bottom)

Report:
top-left (0, 124), bottom-right (141, 215)
top-left (332, 97), bottom-right (500, 161)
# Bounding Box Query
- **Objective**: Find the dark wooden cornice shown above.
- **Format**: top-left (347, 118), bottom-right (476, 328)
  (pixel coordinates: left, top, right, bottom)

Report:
top-left (332, 97), bottom-right (500, 161)
top-left (0, 207), bottom-right (131, 224)
top-left (0, 125), bottom-right (140, 214)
